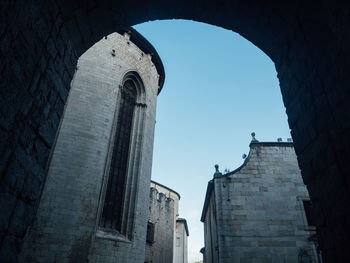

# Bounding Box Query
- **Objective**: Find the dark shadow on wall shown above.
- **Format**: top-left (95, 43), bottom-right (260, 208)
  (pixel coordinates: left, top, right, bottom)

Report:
top-left (0, 0), bottom-right (350, 262)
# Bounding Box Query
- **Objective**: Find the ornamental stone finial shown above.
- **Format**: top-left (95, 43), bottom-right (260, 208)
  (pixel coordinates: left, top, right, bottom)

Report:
top-left (214, 164), bottom-right (222, 178)
top-left (215, 164), bottom-right (219, 172)
top-left (251, 132), bottom-right (259, 142)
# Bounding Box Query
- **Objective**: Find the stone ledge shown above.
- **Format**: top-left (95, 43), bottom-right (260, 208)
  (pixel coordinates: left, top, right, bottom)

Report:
top-left (95, 229), bottom-right (132, 243)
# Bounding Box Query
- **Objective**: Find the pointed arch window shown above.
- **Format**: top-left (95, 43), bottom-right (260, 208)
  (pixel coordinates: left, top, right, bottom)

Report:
top-left (99, 72), bottom-right (146, 236)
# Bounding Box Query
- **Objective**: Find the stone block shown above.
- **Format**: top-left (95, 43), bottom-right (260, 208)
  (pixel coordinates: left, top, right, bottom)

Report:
top-left (0, 193), bottom-right (17, 232)
top-left (0, 236), bottom-right (19, 263)
top-left (8, 201), bottom-right (34, 239)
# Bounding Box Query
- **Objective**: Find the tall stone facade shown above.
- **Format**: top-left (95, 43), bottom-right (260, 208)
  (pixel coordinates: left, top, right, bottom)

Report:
top-left (201, 135), bottom-right (319, 263)
top-left (18, 29), bottom-right (164, 263)
top-left (150, 180), bottom-right (181, 262)
top-left (145, 187), bottom-right (175, 263)
top-left (145, 181), bottom-right (188, 263)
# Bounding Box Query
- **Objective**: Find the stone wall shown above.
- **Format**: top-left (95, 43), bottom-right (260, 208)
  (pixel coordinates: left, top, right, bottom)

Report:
top-left (203, 184), bottom-right (219, 263)
top-left (145, 187), bottom-right (174, 263)
top-left (174, 219), bottom-right (189, 263)
top-left (18, 32), bottom-right (160, 263)
top-left (202, 142), bottom-right (319, 263)
top-left (0, 2), bottom-right (77, 261)
top-left (150, 180), bottom-right (180, 262)
top-left (1, 0), bottom-right (350, 261)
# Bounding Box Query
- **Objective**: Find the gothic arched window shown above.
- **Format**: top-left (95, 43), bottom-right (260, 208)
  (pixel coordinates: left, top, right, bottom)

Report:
top-left (99, 72), bottom-right (145, 235)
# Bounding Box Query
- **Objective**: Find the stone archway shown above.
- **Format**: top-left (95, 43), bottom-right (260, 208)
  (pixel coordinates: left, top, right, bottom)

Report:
top-left (0, 1), bottom-right (350, 262)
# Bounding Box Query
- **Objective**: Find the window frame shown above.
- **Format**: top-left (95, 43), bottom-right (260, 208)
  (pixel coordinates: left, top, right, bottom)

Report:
top-left (96, 71), bottom-right (147, 241)
top-left (146, 221), bottom-right (155, 244)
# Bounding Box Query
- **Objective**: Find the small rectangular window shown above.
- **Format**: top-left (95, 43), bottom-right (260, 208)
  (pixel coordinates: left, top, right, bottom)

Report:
top-left (303, 200), bottom-right (316, 227)
top-left (176, 237), bottom-right (180, 247)
top-left (146, 222), bottom-right (155, 244)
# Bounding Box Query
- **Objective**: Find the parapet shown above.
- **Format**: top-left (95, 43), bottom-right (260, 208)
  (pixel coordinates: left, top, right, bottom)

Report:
top-left (150, 187), bottom-right (174, 206)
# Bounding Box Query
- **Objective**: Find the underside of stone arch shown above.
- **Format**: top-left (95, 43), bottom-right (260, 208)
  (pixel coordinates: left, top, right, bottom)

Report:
top-left (0, 0), bottom-right (350, 262)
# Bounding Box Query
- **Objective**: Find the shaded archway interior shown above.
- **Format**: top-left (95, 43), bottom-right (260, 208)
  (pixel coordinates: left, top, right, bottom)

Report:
top-left (57, 1), bottom-right (350, 258)
top-left (1, 0), bottom-right (350, 262)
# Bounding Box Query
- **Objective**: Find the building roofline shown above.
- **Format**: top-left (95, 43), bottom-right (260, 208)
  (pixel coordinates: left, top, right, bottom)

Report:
top-left (249, 141), bottom-right (294, 147)
top-left (225, 141), bottom-right (294, 177)
top-left (200, 140), bottom-right (295, 222)
top-left (150, 180), bottom-right (181, 200)
top-left (200, 180), bottom-right (214, 222)
top-left (116, 27), bottom-right (165, 94)
top-left (177, 218), bottom-right (189, 236)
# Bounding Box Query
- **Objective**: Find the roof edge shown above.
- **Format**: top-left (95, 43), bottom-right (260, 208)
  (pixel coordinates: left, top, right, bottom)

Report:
top-left (249, 141), bottom-right (294, 147)
top-left (150, 180), bottom-right (181, 200)
top-left (201, 140), bottom-right (295, 222)
top-left (200, 180), bottom-right (214, 222)
top-left (116, 27), bottom-right (165, 94)
top-left (177, 218), bottom-right (189, 236)
top-left (225, 141), bottom-right (294, 177)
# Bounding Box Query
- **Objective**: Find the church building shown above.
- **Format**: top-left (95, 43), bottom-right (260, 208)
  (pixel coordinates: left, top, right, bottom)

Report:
top-left (19, 28), bottom-right (165, 262)
top-left (201, 134), bottom-right (320, 263)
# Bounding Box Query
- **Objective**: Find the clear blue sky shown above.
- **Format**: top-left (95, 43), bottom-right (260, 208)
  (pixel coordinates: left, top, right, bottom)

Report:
top-left (134, 20), bottom-right (291, 262)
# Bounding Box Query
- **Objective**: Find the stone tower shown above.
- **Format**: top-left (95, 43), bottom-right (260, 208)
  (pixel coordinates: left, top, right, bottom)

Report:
top-left (145, 186), bottom-right (175, 263)
top-left (19, 29), bottom-right (164, 263)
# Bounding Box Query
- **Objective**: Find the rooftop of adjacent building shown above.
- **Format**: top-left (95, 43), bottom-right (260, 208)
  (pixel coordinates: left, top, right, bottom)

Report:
top-left (200, 132), bottom-right (295, 222)
top-left (150, 180), bottom-right (181, 200)
top-left (177, 218), bottom-right (189, 236)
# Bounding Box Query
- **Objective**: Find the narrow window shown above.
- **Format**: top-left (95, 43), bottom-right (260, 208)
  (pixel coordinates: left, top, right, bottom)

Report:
top-left (302, 200), bottom-right (315, 227)
top-left (176, 237), bottom-right (181, 247)
top-left (100, 79), bottom-right (137, 232)
top-left (146, 222), bottom-right (155, 244)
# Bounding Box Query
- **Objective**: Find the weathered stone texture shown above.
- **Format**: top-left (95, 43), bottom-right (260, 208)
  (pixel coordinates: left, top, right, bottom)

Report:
top-left (18, 32), bottom-right (160, 263)
top-left (0, 1), bottom-right (76, 261)
top-left (145, 188), bottom-right (175, 263)
top-left (202, 143), bottom-right (319, 263)
top-left (174, 219), bottom-right (189, 263)
top-left (150, 180), bottom-right (181, 262)
top-left (1, 0), bottom-right (350, 261)
top-left (203, 185), bottom-right (219, 263)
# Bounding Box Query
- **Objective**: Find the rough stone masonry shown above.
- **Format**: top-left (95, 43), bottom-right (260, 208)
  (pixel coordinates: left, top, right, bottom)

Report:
top-left (1, 1), bottom-right (350, 262)
top-left (145, 187), bottom-right (175, 263)
top-left (18, 30), bottom-right (163, 263)
top-left (201, 138), bottom-right (319, 263)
